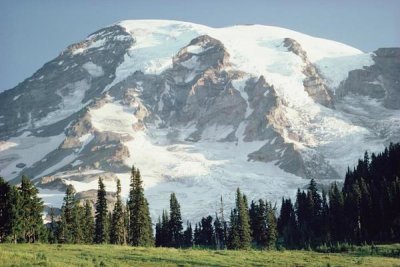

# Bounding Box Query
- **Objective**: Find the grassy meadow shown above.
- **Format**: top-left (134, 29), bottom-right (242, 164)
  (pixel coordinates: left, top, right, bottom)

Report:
top-left (0, 244), bottom-right (400, 267)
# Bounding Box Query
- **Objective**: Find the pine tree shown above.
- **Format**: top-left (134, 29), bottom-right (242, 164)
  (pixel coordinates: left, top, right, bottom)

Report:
top-left (82, 200), bottom-right (94, 244)
top-left (18, 175), bottom-right (44, 243)
top-left (216, 195), bottom-right (228, 249)
top-left (228, 188), bottom-right (251, 249)
top-left (183, 221), bottom-right (193, 247)
top-left (0, 177), bottom-right (12, 242)
top-left (320, 190), bottom-right (330, 244)
top-left (214, 213), bottom-right (225, 249)
top-left (277, 198), bottom-right (298, 249)
top-left (58, 184), bottom-right (84, 243)
top-left (110, 179), bottom-right (125, 244)
top-left (249, 199), bottom-right (268, 248)
top-left (168, 193), bottom-right (183, 247)
top-left (196, 216), bottom-right (214, 247)
top-left (155, 216), bottom-right (162, 247)
top-left (71, 197), bottom-right (84, 244)
top-left (161, 209), bottom-right (171, 246)
top-left (266, 202), bottom-right (277, 249)
top-left (128, 166), bottom-right (153, 246)
top-left (8, 185), bottom-right (22, 243)
top-left (48, 207), bottom-right (57, 244)
top-left (238, 189), bottom-right (251, 249)
top-left (95, 177), bottom-right (108, 244)
top-left (155, 209), bottom-right (171, 247)
top-left (328, 183), bottom-right (345, 243)
top-left (227, 208), bottom-right (240, 249)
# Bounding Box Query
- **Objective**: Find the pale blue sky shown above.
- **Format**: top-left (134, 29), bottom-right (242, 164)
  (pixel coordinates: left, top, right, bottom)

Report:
top-left (0, 0), bottom-right (399, 92)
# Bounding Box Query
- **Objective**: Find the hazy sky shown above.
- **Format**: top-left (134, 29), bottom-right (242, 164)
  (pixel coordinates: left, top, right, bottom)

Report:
top-left (1, 0), bottom-right (399, 92)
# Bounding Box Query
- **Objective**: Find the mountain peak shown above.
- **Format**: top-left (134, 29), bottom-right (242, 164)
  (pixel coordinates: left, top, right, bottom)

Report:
top-left (0, 20), bottom-right (398, 221)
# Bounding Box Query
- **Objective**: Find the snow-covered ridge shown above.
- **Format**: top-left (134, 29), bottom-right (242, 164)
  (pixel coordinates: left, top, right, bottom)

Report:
top-left (115, 19), bottom-right (371, 91)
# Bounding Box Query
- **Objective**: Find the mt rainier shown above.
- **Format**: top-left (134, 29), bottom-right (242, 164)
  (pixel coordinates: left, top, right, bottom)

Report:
top-left (0, 20), bottom-right (399, 221)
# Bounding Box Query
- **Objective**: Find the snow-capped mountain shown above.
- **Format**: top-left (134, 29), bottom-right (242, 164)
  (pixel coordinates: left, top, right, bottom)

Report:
top-left (0, 20), bottom-right (399, 220)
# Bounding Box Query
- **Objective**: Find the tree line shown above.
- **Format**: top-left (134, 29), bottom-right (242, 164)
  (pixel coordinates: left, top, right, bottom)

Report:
top-left (0, 143), bottom-right (399, 250)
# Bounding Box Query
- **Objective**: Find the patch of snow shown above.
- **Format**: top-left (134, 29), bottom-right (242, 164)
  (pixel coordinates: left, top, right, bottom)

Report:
top-left (34, 80), bottom-right (91, 127)
top-left (180, 56), bottom-right (199, 69)
top-left (71, 160), bottom-right (83, 167)
top-left (0, 141), bottom-right (18, 151)
top-left (72, 47), bottom-right (85, 55)
top-left (104, 20), bottom-right (209, 91)
top-left (317, 53), bottom-right (374, 90)
top-left (13, 95), bottom-right (21, 101)
top-left (82, 62), bottom-right (104, 77)
top-left (38, 75), bottom-right (44, 80)
top-left (201, 124), bottom-right (234, 141)
top-left (90, 102), bottom-right (138, 134)
top-left (78, 133), bottom-right (94, 153)
top-left (232, 76), bottom-right (252, 118)
top-left (0, 132), bottom-right (66, 180)
top-left (87, 38), bottom-right (106, 50)
top-left (35, 153), bottom-right (77, 178)
top-left (186, 44), bottom-right (205, 54)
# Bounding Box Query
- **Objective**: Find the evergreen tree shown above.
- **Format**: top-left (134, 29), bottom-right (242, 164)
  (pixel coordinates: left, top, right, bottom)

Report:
top-left (266, 202), bottom-right (277, 249)
top-left (8, 185), bottom-right (22, 243)
top-left (320, 190), bottom-right (330, 244)
top-left (328, 183), bottom-right (345, 243)
top-left (238, 189), bottom-right (251, 249)
top-left (0, 177), bottom-right (12, 242)
top-left (227, 208), bottom-right (240, 249)
top-left (196, 216), bottom-right (214, 247)
top-left (48, 207), bottom-right (58, 244)
top-left (82, 200), bottom-right (94, 244)
top-left (161, 209), bottom-right (171, 247)
top-left (277, 198), bottom-right (298, 249)
top-left (110, 179), bottom-right (125, 244)
top-left (214, 213), bottom-right (225, 249)
top-left (168, 193), bottom-right (183, 247)
top-left (128, 166), bottom-right (153, 246)
top-left (183, 221), bottom-right (193, 247)
top-left (155, 216), bottom-right (162, 247)
top-left (194, 223), bottom-right (201, 246)
top-left (228, 188), bottom-right (251, 249)
top-left (58, 184), bottom-right (83, 243)
top-left (249, 199), bottom-right (268, 248)
top-left (94, 177), bottom-right (108, 244)
top-left (18, 175), bottom-right (44, 243)
top-left (216, 196), bottom-right (228, 249)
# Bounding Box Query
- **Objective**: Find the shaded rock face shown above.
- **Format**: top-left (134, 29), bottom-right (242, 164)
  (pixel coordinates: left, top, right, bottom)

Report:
top-left (283, 38), bottom-right (334, 108)
top-left (337, 48), bottom-right (400, 109)
top-left (0, 25), bottom-right (133, 139)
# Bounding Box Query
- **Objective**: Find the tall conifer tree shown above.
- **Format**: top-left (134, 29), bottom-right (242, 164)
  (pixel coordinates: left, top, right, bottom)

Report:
top-left (110, 179), bottom-right (125, 244)
top-left (95, 177), bottom-right (108, 244)
top-left (168, 193), bottom-right (183, 247)
top-left (82, 200), bottom-right (94, 244)
top-left (19, 176), bottom-right (44, 243)
top-left (128, 166), bottom-right (153, 246)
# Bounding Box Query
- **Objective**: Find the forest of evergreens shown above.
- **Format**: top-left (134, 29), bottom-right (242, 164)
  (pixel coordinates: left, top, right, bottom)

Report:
top-left (0, 143), bottom-right (399, 251)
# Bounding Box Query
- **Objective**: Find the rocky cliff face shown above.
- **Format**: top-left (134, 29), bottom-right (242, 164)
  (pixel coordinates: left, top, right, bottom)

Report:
top-left (0, 20), bottom-right (398, 221)
top-left (337, 48), bottom-right (400, 109)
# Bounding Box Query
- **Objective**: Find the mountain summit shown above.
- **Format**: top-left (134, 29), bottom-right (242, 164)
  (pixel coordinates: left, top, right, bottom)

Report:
top-left (0, 20), bottom-right (399, 220)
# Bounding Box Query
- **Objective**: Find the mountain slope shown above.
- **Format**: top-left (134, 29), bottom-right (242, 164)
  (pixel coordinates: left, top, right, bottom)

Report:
top-left (0, 20), bottom-right (399, 220)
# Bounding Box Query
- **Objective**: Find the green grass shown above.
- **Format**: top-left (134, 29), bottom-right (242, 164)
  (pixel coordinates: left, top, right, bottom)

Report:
top-left (0, 244), bottom-right (400, 267)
